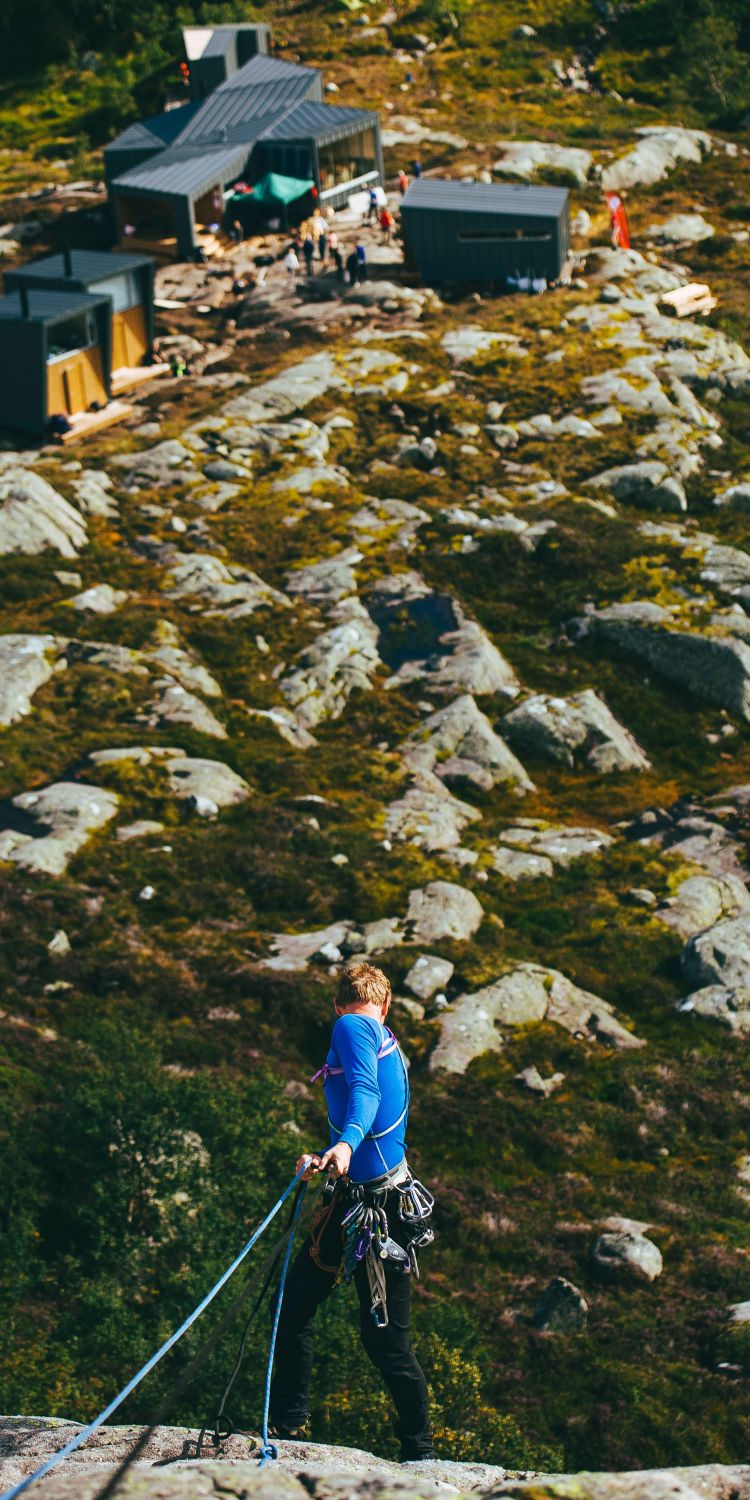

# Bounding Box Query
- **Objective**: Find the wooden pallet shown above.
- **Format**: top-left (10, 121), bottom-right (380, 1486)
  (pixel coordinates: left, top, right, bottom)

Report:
top-left (659, 282), bottom-right (717, 319)
top-left (111, 362), bottom-right (170, 395)
top-left (54, 401), bottom-right (133, 444)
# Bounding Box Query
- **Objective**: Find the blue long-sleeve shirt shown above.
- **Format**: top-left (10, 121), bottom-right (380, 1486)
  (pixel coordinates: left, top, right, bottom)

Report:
top-left (323, 1013), bottom-right (408, 1183)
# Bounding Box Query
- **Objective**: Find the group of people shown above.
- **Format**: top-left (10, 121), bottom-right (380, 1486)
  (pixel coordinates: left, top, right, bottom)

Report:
top-left (284, 212), bottom-right (369, 286)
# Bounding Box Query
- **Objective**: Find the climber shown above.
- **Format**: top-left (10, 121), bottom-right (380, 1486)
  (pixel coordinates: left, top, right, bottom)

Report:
top-left (268, 962), bottom-right (435, 1463)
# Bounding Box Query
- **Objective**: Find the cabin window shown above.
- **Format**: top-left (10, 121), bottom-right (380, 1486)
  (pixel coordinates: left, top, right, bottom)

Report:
top-left (456, 227), bottom-right (553, 243)
top-left (318, 127), bottom-right (377, 192)
top-left (89, 271), bottom-right (140, 312)
top-left (47, 312), bottom-right (97, 362)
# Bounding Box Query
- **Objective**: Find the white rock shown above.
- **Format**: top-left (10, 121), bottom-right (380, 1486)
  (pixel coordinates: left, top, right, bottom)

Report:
top-left (502, 689), bottom-right (650, 773)
top-left (0, 469), bottom-right (87, 558)
top-left (494, 140), bottom-right (592, 186)
top-left (0, 634), bottom-right (60, 727)
top-left (591, 1230), bottom-right (663, 1282)
top-left (3, 782), bottom-right (119, 875)
top-left (66, 583), bottom-right (129, 615)
top-left (166, 757), bottom-right (251, 814)
top-left (603, 126), bottom-right (712, 190)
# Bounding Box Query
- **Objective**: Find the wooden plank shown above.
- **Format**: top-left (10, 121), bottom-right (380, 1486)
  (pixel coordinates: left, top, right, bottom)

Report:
top-left (55, 400), bottom-right (133, 444)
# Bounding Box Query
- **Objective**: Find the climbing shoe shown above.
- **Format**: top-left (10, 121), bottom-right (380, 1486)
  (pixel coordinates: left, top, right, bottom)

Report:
top-left (267, 1423), bottom-right (309, 1442)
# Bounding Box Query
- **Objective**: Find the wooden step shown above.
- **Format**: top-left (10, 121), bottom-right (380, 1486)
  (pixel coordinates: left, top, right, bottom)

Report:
top-left (111, 362), bottom-right (170, 395)
top-left (54, 401), bottom-right (133, 444)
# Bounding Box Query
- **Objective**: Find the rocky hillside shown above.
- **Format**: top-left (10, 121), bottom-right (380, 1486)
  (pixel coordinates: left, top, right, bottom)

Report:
top-left (3, 0), bottom-right (750, 1480)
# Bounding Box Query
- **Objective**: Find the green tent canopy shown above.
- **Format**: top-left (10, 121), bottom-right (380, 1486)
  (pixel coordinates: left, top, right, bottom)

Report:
top-left (248, 172), bottom-right (315, 206)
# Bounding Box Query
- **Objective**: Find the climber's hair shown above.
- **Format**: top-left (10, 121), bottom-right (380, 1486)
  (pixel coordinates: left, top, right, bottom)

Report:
top-left (335, 962), bottom-right (391, 1011)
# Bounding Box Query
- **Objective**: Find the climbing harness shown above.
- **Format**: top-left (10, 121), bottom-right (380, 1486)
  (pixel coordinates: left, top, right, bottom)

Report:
top-left (340, 1162), bottom-right (435, 1328)
top-left (0, 1165), bottom-right (313, 1500)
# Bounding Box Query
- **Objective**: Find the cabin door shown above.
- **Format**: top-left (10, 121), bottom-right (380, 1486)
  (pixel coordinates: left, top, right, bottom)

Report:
top-left (62, 363), bottom-right (85, 415)
top-left (112, 304), bottom-right (148, 369)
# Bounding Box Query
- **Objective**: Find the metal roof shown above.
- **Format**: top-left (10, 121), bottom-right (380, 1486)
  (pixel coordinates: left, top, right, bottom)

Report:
top-left (111, 143), bottom-right (250, 198)
top-left (401, 178), bottom-right (569, 217)
top-left (105, 103), bottom-right (200, 156)
top-left (215, 53), bottom-right (320, 93)
top-left (261, 101), bottom-right (377, 144)
top-left (174, 76), bottom-right (316, 145)
top-left (7, 249), bottom-right (153, 282)
top-left (202, 26), bottom-right (237, 58)
top-left (0, 289), bottom-right (107, 325)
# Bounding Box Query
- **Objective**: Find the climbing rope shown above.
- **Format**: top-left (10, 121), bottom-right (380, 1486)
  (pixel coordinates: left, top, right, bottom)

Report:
top-left (258, 1179), bottom-right (309, 1466)
top-left (0, 1165), bottom-right (312, 1500)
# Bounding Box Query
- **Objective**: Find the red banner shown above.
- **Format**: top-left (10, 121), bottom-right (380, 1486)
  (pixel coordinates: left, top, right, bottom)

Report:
top-left (605, 192), bottom-right (631, 249)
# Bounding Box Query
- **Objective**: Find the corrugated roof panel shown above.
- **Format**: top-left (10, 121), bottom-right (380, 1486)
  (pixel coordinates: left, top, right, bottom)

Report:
top-left (0, 289), bottom-right (107, 324)
top-left (175, 75), bottom-right (315, 144)
top-left (216, 53), bottom-right (319, 92)
top-left (401, 178), bottom-right (569, 217)
top-left (7, 249), bottom-right (153, 282)
top-left (105, 103), bottom-right (199, 155)
top-left (112, 143), bottom-right (250, 197)
top-left (261, 101), bottom-right (377, 142)
top-left (203, 26), bottom-right (235, 58)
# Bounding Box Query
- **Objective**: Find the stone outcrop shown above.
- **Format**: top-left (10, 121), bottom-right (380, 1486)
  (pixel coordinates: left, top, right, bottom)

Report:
top-left (657, 874), bottom-right (750, 939)
top-left (493, 140), bottom-right (592, 185)
top-left (429, 963), bottom-right (643, 1072)
top-left (404, 694), bottom-right (534, 791)
top-left (385, 771), bottom-right (481, 853)
top-left (679, 914), bottom-right (750, 1033)
top-left (0, 782), bottom-right (119, 875)
top-left (0, 469), bottom-right (87, 557)
top-left (585, 460), bottom-right (686, 513)
top-left (5, 1420), bottom-right (749, 1499)
top-left (502, 690), bottom-right (650, 774)
top-left (491, 823), bottom-right (613, 881)
top-left (602, 126), bottom-right (712, 190)
top-left (0, 634), bottom-right (59, 726)
top-left (165, 552), bottom-right (288, 619)
top-left (533, 1277), bottom-right (589, 1332)
top-left (405, 881), bottom-right (484, 945)
top-left (280, 598), bottom-right (381, 729)
top-left (580, 602), bottom-right (750, 722)
top-left (591, 1230), bottom-right (663, 1282)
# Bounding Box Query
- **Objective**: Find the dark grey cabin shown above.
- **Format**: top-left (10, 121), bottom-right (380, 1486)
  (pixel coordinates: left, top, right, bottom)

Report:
top-left (0, 288), bottom-right (112, 437)
top-left (400, 179), bottom-right (571, 286)
top-left (182, 23), bottom-right (272, 100)
top-left (5, 247), bottom-right (155, 353)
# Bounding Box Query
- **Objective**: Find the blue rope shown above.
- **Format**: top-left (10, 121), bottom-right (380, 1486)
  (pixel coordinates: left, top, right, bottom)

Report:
top-left (0, 1166), bottom-right (309, 1500)
top-left (258, 1180), bottom-right (308, 1467)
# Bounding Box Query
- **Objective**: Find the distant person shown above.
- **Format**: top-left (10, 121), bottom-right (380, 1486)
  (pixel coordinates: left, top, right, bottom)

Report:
top-left (331, 237), bottom-right (344, 282)
top-left (345, 247), bottom-right (359, 285)
top-left (303, 234), bottom-right (315, 275)
top-left (230, 219), bottom-right (243, 244)
top-left (379, 207), bottom-right (394, 243)
top-left (398, 169), bottom-right (408, 195)
top-left (367, 185), bottom-right (379, 222)
top-left (412, 158), bottom-right (422, 179)
top-left (355, 239), bottom-right (367, 281)
top-left (285, 246), bottom-right (300, 284)
top-left (311, 210), bottom-right (326, 259)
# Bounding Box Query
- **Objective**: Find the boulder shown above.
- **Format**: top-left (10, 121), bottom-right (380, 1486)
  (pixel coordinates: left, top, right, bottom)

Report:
top-left (502, 689), bottom-right (650, 773)
top-left (385, 771), bottom-right (480, 853)
top-left (113, 440), bottom-right (197, 489)
top-left (429, 963), bottom-right (642, 1072)
top-left (582, 602), bottom-right (750, 722)
top-left (714, 481), bottom-right (750, 513)
top-left (147, 681), bottom-right (227, 739)
top-left (0, 469), bottom-right (87, 558)
top-left (261, 921), bottom-right (355, 972)
top-left (494, 141), bottom-right (592, 186)
top-left (404, 881), bottom-right (484, 945)
top-left (591, 1230), bottom-right (663, 1282)
top-left (379, 591), bottom-right (520, 700)
top-left (2, 782), bottom-right (119, 875)
top-left (404, 694), bottom-right (534, 791)
top-left (69, 469), bottom-right (117, 518)
top-left (602, 126), bottom-right (712, 190)
top-left (492, 823), bottom-right (613, 873)
top-left (585, 460), bottom-right (687, 513)
top-left (0, 634), bottom-right (59, 727)
top-left (492, 845), bottom-right (554, 881)
top-left (65, 583), bottom-right (128, 615)
top-left (682, 913), bottom-right (750, 992)
top-left (285, 549), bottom-right (362, 605)
top-left (657, 874), bottom-right (750, 940)
top-left (515, 1065), bottom-right (566, 1096)
top-left (678, 984), bottom-right (750, 1033)
top-left (533, 1277), bottom-right (588, 1332)
top-left (441, 328), bottom-right (527, 363)
top-left (647, 213), bottom-right (714, 244)
top-left (165, 553), bottom-right (288, 619)
top-left (165, 757), bottom-right (250, 817)
top-left (281, 598), bottom-right (381, 729)
top-left (405, 954), bottom-right (454, 1001)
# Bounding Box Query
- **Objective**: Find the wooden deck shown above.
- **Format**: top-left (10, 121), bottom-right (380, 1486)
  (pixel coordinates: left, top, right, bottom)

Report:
top-left (111, 362), bottom-right (170, 396)
top-left (54, 401), bottom-right (133, 444)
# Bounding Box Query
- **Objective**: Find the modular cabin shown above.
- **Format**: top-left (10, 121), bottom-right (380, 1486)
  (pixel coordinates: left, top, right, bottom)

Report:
top-left (400, 179), bottom-right (571, 287)
top-left (105, 52), bottom-right (383, 259)
top-left (182, 23), bottom-right (272, 100)
top-left (4, 248), bottom-right (160, 395)
top-left (0, 286), bottom-right (130, 441)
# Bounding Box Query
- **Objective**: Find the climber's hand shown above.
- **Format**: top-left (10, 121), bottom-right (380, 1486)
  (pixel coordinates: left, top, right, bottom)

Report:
top-left (296, 1153), bottom-right (322, 1181)
top-left (316, 1142), bottom-right (352, 1179)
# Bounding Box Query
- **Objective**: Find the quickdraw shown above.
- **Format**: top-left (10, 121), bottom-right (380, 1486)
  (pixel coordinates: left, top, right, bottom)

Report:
top-left (340, 1167), bottom-right (435, 1327)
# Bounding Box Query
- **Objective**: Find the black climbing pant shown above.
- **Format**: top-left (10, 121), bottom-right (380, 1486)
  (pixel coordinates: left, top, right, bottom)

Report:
top-left (269, 1185), bottom-right (433, 1459)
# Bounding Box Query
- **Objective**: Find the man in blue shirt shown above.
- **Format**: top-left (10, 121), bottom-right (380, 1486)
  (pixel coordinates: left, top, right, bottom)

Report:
top-left (269, 962), bottom-right (434, 1461)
